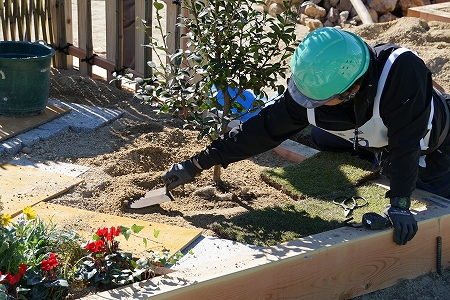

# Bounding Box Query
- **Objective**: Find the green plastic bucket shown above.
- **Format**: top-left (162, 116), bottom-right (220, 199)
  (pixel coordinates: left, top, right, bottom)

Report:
top-left (0, 41), bottom-right (55, 117)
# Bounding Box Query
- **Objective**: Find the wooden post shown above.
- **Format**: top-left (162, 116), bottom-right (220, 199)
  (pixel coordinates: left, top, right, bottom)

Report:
top-left (50, 0), bottom-right (72, 69)
top-left (77, 0), bottom-right (93, 76)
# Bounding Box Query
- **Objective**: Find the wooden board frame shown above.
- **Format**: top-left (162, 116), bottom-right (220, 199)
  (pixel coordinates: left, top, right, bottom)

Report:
top-left (80, 181), bottom-right (450, 299)
top-left (407, 2), bottom-right (450, 23)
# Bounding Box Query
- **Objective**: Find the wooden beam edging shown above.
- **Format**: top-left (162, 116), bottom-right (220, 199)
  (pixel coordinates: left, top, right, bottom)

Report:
top-left (81, 185), bottom-right (450, 300)
top-left (407, 2), bottom-right (450, 23)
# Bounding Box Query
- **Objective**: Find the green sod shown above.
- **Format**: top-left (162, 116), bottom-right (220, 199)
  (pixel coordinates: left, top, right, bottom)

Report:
top-left (212, 151), bottom-right (422, 247)
top-left (261, 151), bottom-right (381, 197)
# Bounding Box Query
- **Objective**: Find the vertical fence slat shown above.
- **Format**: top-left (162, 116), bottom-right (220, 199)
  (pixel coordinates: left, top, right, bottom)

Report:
top-left (6, 0), bottom-right (15, 40)
top-left (77, 0), bottom-right (88, 74)
top-left (24, 0), bottom-right (32, 41)
top-left (33, 0), bottom-right (39, 40)
top-left (0, 1), bottom-right (8, 40)
top-left (86, 0), bottom-right (93, 76)
top-left (144, 0), bottom-right (152, 79)
top-left (38, 0), bottom-right (48, 42)
top-left (15, 0), bottom-right (23, 40)
top-left (115, 0), bottom-right (123, 88)
top-left (135, 0), bottom-right (145, 75)
top-left (106, 0), bottom-right (116, 82)
top-left (165, 2), bottom-right (177, 55)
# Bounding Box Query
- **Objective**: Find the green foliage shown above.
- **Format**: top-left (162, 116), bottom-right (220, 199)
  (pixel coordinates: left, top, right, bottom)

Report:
top-left (0, 210), bottom-right (81, 300)
top-left (261, 151), bottom-right (381, 197)
top-left (1, 211), bottom-right (188, 299)
top-left (211, 184), bottom-right (390, 246)
top-left (73, 224), bottom-right (184, 289)
top-left (124, 0), bottom-right (297, 140)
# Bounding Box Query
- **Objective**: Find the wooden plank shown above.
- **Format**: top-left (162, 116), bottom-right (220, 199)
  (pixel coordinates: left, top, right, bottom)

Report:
top-left (67, 44), bottom-right (144, 78)
top-left (0, 163), bottom-right (84, 217)
top-left (32, 202), bottom-right (202, 257)
top-left (407, 2), bottom-right (450, 23)
top-left (82, 185), bottom-right (450, 299)
top-left (0, 104), bottom-right (71, 141)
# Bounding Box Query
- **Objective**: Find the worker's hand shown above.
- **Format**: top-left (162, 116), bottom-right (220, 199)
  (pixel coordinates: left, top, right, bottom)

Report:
top-left (383, 206), bottom-right (418, 245)
top-left (161, 159), bottom-right (202, 190)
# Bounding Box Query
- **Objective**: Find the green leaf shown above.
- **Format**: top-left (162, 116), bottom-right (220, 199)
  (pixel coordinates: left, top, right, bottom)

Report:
top-left (147, 61), bottom-right (157, 68)
top-left (131, 224), bottom-right (145, 234)
top-left (153, 1), bottom-right (164, 10)
top-left (143, 237), bottom-right (148, 248)
top-left (153, 229), bottom-right (160, 238)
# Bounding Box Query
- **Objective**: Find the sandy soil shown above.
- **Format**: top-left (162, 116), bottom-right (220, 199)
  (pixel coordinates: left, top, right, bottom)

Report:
top-left (3, 12), bottom-right (450, 300)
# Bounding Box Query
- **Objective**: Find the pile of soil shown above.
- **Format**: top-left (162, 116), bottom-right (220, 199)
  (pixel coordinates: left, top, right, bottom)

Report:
top-left (2, 17), bottom-right (450, 299)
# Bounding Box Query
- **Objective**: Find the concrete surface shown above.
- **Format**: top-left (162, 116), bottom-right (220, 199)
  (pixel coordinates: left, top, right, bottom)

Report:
top-left (0, 99), bottom-right (123, 157)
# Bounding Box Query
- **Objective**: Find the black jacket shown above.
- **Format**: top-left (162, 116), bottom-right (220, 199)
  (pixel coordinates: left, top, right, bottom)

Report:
top-left (195, 43), bottom-right (448, 198)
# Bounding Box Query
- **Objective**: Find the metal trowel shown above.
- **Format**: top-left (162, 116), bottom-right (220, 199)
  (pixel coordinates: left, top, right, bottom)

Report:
top-left (129, 182), bottom-right (174, 208)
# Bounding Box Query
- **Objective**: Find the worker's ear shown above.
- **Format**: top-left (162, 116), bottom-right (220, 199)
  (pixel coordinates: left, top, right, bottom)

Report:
top-left (350, 84), bottom-right (361, 94)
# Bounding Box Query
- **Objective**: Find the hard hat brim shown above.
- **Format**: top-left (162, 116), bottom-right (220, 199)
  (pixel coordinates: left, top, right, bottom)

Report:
top-left (288, 77), bottom-right (335, 108)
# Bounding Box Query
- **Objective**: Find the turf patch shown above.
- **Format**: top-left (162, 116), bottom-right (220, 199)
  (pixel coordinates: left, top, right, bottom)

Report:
top-left (260, 151), bottom-right (380, 198)
top-left (211, 183), bottom-right (390, 247)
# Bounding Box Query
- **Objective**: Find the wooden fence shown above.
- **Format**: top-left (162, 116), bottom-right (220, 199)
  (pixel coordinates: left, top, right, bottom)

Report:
top-left (0, 0), bottom-right (180, 87)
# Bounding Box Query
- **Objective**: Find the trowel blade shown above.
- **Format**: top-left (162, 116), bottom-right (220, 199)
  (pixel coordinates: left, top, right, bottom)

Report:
top-left (129, 187), bottom-right (175, 208)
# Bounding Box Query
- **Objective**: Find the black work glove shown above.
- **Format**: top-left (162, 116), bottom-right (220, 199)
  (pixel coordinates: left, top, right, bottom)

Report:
top-left (382, 205), bottom-right (418, 245)
top-left (161, 159), bottom-right (202, 190)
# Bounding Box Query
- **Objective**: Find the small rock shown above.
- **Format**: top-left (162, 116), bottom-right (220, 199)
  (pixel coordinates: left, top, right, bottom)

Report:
top-left (268, 3), bottom-right (285, 16)
top-left (305, 18), bottom-right (324, 31)
top-left (339, 0), bottom-right (353, 13)
top-left (330, 0), bottom-right (339, 7)
top-left (339, 10), bottom-right (350, 23)
top-left (304, 3), bottom-right (327, 19)
top-left (378, 12), bottom-right (398, 23)
top-left (327, 7), bottom-right (340, 23)
top-left (367, 0), bottom-right (397, 14)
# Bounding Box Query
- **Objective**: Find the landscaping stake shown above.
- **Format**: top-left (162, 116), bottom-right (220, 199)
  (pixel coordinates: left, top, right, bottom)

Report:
top-left (437, 236), bottom-right (442, 275)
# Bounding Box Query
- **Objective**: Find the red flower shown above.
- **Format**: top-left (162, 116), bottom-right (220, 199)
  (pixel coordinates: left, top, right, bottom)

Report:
top-left (41, 253), bottom-right (59, 271)
top-left (19, 264), bottom-right (27, 275)
top-left (113, 226), bottom-right (121, 236)
top-left (1, 272), bottom-right (20, 285)
top-left (9, 273), bottom-right (21, 285)
top-left (96, 227), bottom-right (108, 238)
top-left (86, 239), bottom-right (105, 253)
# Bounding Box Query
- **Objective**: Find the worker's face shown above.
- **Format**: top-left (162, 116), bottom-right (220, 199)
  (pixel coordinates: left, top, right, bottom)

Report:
top-left (323, 85), bottom-right (360, 106)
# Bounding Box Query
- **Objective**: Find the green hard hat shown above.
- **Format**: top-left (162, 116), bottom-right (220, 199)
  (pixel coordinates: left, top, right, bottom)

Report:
top-left (289, 27), bottom-right (370, 107)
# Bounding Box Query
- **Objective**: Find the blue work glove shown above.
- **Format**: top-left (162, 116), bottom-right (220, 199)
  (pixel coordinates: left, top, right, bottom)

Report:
top-left (161, 159), bottom-right (202, 190)
top-left (382, 198), bottom-right (418, 245)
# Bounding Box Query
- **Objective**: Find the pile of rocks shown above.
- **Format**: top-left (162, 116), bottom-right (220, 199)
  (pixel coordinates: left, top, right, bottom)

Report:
top-left (264, 0), bottom-right (445, 30)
